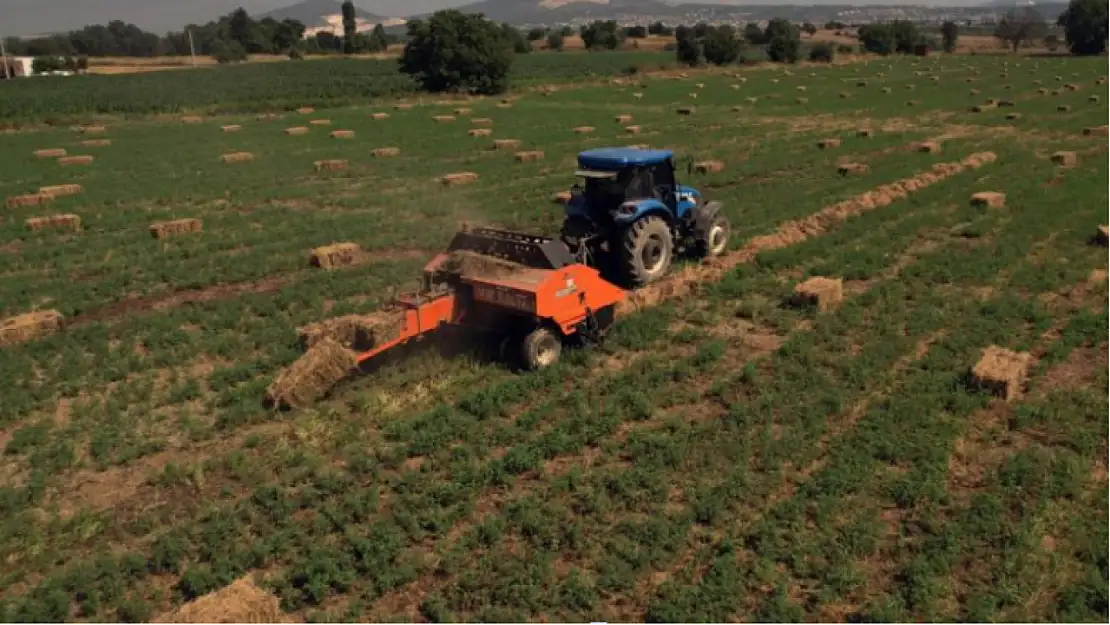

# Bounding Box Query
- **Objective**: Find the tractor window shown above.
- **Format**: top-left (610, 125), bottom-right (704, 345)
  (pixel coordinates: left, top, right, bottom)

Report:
top-left (649, 161), bottom-right (676, 189)
top-left (626, 168), bottom-right (654, 199)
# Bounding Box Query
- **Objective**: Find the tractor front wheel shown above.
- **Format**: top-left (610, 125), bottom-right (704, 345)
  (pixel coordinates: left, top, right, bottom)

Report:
top-left (620, 215), bottom-right (673, 287)
top-left (521, 326), bottom-right (562, 371)
top-left (695, 212), bottom-right (731, 258)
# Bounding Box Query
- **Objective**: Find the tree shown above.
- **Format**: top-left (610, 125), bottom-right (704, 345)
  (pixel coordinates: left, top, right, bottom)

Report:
top-left (625, 25), bottom-right (648, 38)
top-left (501, 23), bottom-right (531, 53)
top-left (228, 8), bottom-right (254, 49)
top-left (675, 25), bottom-right (692, 41)
top-left (212, 40), bottom-right (248, 63)
top-left (744, 23), bottom-right (766, 45)
top-left (809, 42), bottom-right (834, 62)
top-left (802, 22), bottom-right (818, 36)
top-left (693, 22), bottom-right (714, 38)
top-left (366, 24), bottom-right (389, 52)
top-left (825, 20), bottom-right (846, 30)
top-left (702, 25), bottom-right (741, 65)
top-left (341, 1), bottom-right (358, 53)
top-left (764, 18), bottom-right (800, 63)
top-left (273, 19), bottom-right (306, 53)
top-left (580, 20), bottom-right (624, 50)
top-left (1058, 0), bottom-right (1108, 55)
top-left (527, 27), bottom-right (546, 41)
top-left (995, 6), bottom-right (1047, 53)
top-left (890, 20), bottom-right (919, 53)
top-left (547, 31), bottom-right (565, 51)
top-left (648, 21), bottom-right (672, 36)
top-left (858, 23), bottom-right (895, 54)
top-left (560, 25), bottom-right (574, 37)
top-left (399, 11), bottom-right (514, 95)
top-left (675, 31), bottom-right (703, 66)
top-left (941, 20), bottom-right (959, 53)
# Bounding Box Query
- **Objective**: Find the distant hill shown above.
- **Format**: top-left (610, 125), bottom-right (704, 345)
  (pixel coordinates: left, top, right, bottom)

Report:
top-left (263, 0), bottom-right (385, 26)
top-left (409, 0), bottom-right (684, 23)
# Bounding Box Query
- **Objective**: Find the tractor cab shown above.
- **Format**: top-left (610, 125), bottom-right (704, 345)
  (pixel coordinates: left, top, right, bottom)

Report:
top-left (561, 147), bottom-right (730, 288)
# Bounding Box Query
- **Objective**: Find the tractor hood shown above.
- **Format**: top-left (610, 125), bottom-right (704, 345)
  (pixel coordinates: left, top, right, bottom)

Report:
top-left (675, 184), bottom-right (702, 202)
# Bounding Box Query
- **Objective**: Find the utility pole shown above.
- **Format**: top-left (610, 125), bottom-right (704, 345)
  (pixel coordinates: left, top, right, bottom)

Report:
top-left (0, 36), bottom-right (10, 80)
top-left (187, 28), bottom-right (197, 68)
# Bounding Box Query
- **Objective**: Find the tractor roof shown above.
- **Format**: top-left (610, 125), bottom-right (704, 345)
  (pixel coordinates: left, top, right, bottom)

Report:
top-left (577, 147), bottom-right (674, 170)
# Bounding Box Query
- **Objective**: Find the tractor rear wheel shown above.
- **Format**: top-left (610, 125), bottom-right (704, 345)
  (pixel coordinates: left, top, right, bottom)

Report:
top-left (695, 212), bottom-right (731, 258)
top-left (620, 215), bottom-right (673, 287)
top-left (521, 326), bottom-right (562, 371)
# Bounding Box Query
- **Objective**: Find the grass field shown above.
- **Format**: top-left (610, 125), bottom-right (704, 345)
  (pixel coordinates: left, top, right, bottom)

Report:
top-left (0, 52), bottom-right (1107, 622)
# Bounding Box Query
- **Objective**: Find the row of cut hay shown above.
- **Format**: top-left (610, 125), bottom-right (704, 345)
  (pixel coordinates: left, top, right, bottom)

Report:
top-left (6, 184), bottom-right (84, 208)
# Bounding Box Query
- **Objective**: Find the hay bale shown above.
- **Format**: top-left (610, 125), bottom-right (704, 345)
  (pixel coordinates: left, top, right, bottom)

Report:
top-left (906, 84), bottom-right (916, 90)
top-left (25, 213), bottom-right (81, 232)
top-left (371, 112), bottom-right (390, 120)
top-left (634, 92), bottom-right (644, 99)
top-left (156, 576), bottom-right (284, 624)
top-left (437, 172), bottom-right (479, 186)
top-left (1083, 126), bottom-right (1109, 136)
top-left (1052, 89), bottom-right (1063, 96)
top-left (677, 107), bottom-right (695, 115)
top-left (329, 130), bottom-right (355, 139)
top-left (1089, 95), bottom-right (1100, 103)
top-left (970, 192), bottom-right (1005, 208)
top-left (34, 148), bottom-right (66, 158)
top-left (881, 87), bottom-right (892, 94)
top-left (256, 113), bottom-right (281, 121)
top-left (1051, 151), bottom-right (1077, 166)
top-left (515, 151), bottom-right (545, 163)
top-left (624, 125), bottom-right (643, 134)
top-left (265, 337), bottom-right (356, 410)
top-left (1037, 88), bottom-right (1049, 95)
top-left (1058, 105), bottom-right (1072, 112)
top-left (1064, 83), bottom-right (1080, 91)
top-left (181, 115), bottom-right (203, 123)
top-left (5, 193), bottom-right (50, 209)
top-left (793, 277), bottom-right (843, 312)
top-left (493, 139), bottom-right (521, 150)
top-left (1005, 113), bottom-right (1022, 120)
top-left (471, 118), bottom-right (493, 126)
top-left (80, 139), bottom-right (111, 147)
top-left (395, 103), bottom-right (414, 111)
top-left (298, 312), bottom-right (403, 351)
top-left (857, 80), bottom-right (868, 87)
top-left (79, 125), bottom-right (107, 134)
top-left (694, 160), bottom-right (725, 174)
top-left (745, 97), bottom-right (758, 104)
top-left (221, 125), bottom-right (242, 133)
top-left (838, 163), bottom-right (869, 176)
top-left (906, 100), bottom-right (919, 107)
top-left (839, 92), bottom-right (851, 99)
top-left (916, 141), bottom-right (941, 154)
top-left (616, 114), bottom-right (634, 123)
top-left (454, 107), bottom-right (472, 115)
top-left (433, 115), bottom-right (456, 123)
top-left (297, 107), bottom-right (315, 114)
top-left (857, 129), bottom-right (874, 138)
top-left (696, 82), bottom-right (706, 89)
top-left (573, 126), bottom-right (595, 134)
top-left (998, 100), bottom-right (1015, 107)
top-left (220, 152), bottom-right (254, 164)
top-left (796, 97), bottom-right (809, 104)
top-left (552, 191), bottom-right (573, 205)
top-left (371, 147), bottom-right (400, 158)
top-left (1096, 225), bottom-right (1109, 246)
top-left (285, 127), bottom-right (309, 136)
top-left (469, 128), bottom-right (493, 137)
top-left (0, 310), bottom-right (64, 347)
top-left (971, 345), bottom-right (1032, 402)
top-left (969, 89), bottom-right (981, 95)
top-left (39, 184), bottom-right (82, 198)
top-left (314, 159), bottom-right (349, 172)
top-left (496, 102), bottom-right (513, 109)
top-left (311, 242), bottom-right (361, 268)
top-left (309, 119), bottom-right (331, 126)
top-left (150, 218), bottom-right (203, 239)
top-left (817, 138), bottom-right (842, 149)
top-left (57, 155), bottom-right (94, 166)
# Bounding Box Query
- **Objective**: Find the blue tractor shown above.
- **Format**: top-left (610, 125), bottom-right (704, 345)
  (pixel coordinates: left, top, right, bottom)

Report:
top-left (560, 147), bottom-right (731, 287)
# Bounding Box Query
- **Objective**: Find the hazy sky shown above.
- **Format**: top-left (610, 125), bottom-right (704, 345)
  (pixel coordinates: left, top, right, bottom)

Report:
top-left (3, 0), bottom-right (986, 37)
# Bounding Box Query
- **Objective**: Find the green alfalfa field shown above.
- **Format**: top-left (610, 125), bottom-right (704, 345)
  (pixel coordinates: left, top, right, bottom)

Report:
top-left (0, 52), bottom-right (1107, 622)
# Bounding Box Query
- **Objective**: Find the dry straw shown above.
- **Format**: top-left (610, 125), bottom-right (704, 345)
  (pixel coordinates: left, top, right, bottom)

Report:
top-left (314, 159), bottom-right (348, 172)
top-left (34, 148), bottom-right (66, 158)
top-left (309, 119), bottom-right (331, 126)
top-left (793, 277), bottom-right (843, 312)
top-left (515, 151), bottom-right (545, 163)
top-left (150, 218), bottom-right (202, 239)
top-left (971, 345), bottom-right (1032, 402)
top-left (81, 139), bottom-right (111, 147)
top-left (221, 152), bottom-right (254, 164)
top-left (285, 127), bottom-right (309, 135)
top-left (330, 130), bottom-right (355, 139)
top-left (371, 147), bottom-right (400, 158)
top-left (39, 184), bottom-right (82, 198)
top-left (469, 129), bottom-right (493, 137)
top-left (817, 138), bottom-right (842, 149)
top-left (970, 192), bottom-right (1005, 208)
top-left (493, 139), bottom-right (521, 150)
top-left (1051, 151), bottom-right (1077, 166)
top-left (573, 126), bottom-right (595, 134)
top-left (58, 155), bottom-right (94, 166)
top-left (311, 242), bottom-right (361, 268)
top-left (838, 163), bottom-right (869, 176)
top-left (26, 214), bottom-right (81, 232)
top-left (437, 172), bottom-right (479, 186)
top-left (221, 125), bottom-right (242, 132)
top-left (0, 310), bottom-right (64, 347)
top-left (694, 160), bottom-right (725, 174)
top-left (371, 113), bottom-right (390, 120)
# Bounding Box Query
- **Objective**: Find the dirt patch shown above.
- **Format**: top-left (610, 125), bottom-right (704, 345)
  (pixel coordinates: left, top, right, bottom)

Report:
top-left (153, 575), bottom-right (286, 623)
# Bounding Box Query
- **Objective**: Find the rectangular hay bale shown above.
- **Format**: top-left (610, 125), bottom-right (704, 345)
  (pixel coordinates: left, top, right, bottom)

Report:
top-left (817, 138), bottom-right (842, 149)
top-left (57, 155), bottom-right (94, 166)
top-left (39, 184), bottom-right (82, 198)
top-left (34, 148), bottom-right (67, 158)
top-left (221, 152), bottom-right (254, 164)
top-left (6, 193), bottom-right (50, 209)
top-left (433, 115), bottom-right (456, 123)
top-left (437, 172), bottom-right (479, 186)
top-left (493, 139), bottom-right (521, 150)
top-left (314, 159), bottom-right (348, 172)
top-left (298, 312), bottom-right (404, 351)
top-left (469, 128), bottom-right (493, 137)
top-left (573, 126), bottom-right (595, 134)
top-left (297, 107), bottom-right (315, 114)
top-left (329, 130), bottom-right (355, 139)
top-left (25, 213), bottom-right (81, 232)
top-left (1051, 151), bottom-right (1077, 166)
top-left (311, 242), bottom-right (362, 269)
top-left (285, 127), bottom-right (309, 135)
top-left (471, 118), bottom-right (493, 126)
top-left (309, 119), bottom-right (331, 126)
top-left (971, 345), bottom-right (1032, 402)
top-left (80, 139), bottom-right (111, 147)
top-left (793, 277), bottom-right (843, 312)
top-left (371, 113), bottom-right (390, 120)
top-left (221, 125), bottom-right (242, 132)
top-left (970, 192), bottom-right (1005, 208)
top-left (264, 338), bottom-right (357, 410)
top-left (694, 160), bottom-right (725, 174)
top-left (150, 218), bottom-right (202, 239)
top-left (515, 151), bottom-right (545, 163)
top-left (371, 147), bottom-right (400, 158)
top-left (0, 310), bottom-right (64, 347)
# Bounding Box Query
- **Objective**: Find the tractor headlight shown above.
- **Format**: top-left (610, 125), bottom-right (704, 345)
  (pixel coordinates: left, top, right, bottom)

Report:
top-left (617, 202), bottom-right (638, 216)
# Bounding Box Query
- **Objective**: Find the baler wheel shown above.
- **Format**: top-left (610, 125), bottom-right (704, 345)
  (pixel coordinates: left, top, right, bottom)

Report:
top-left (522, 326), bottom-right (562, 371)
